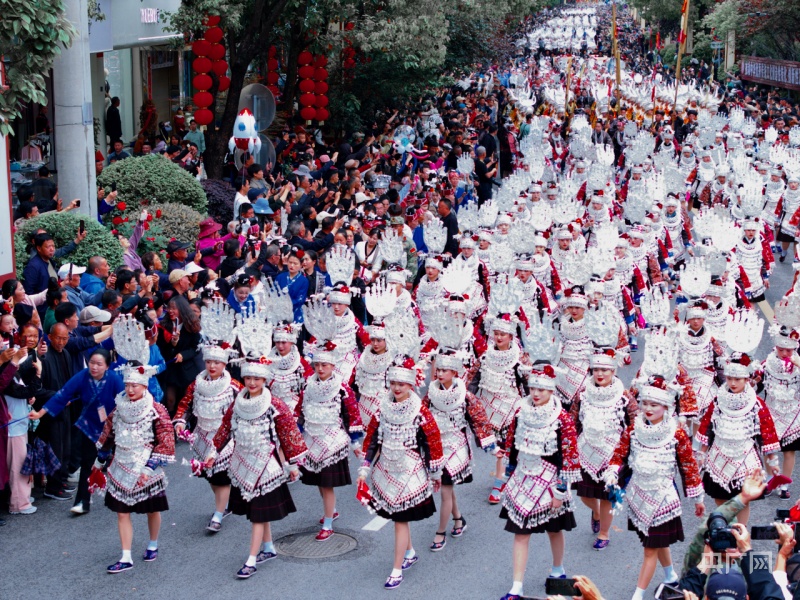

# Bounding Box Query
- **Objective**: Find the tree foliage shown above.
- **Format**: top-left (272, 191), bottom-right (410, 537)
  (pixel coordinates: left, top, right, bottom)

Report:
top-left (0, 0), bottom-right (76, 136)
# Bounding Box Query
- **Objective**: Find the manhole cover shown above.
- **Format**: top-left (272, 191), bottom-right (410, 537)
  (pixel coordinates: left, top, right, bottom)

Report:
top-left (275, 531), bottom-right (358, 559)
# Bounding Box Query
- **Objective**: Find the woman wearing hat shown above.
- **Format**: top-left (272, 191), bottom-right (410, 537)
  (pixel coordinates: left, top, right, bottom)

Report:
top-left (425, 349), bottom-right (495, 552)
top-left (697, 353), bottom-right (781, 524)
top-left (205, 356), bottom-right (307, 579)
top-left (195, 218), bottom-right (224, 271)
top-left (265, 322), bottom-right (311, 414)
top-left (468, 313), bottom-right (529, 505)
top-left (758, 327), bottom-right (800, 499)
top-left (296, 340), bottom-right (363, 542)
top-left (604, 378), bottom-right (704, 600)
top-left (95, 362), bottom-right (174, 573)
top-left (556, 287), bottom-right (593, 405)
top-left (499, 365), bottom-right (580, 600)
top-left (353, 321), bottom-right (393, 426)
top-left (173, 337), bottom-right (242, 533)
top-left (357, 356), bottom-right (443, 590)
top-left (570, 348), bottom-right (638, 551)
top-left (326, 283), bottom-right (369, 384)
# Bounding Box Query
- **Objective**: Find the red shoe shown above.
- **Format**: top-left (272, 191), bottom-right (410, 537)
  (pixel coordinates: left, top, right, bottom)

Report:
top-left (488, 484), bottom-right (505, 505)
top-left (315, 528), bottom-right (335, 542)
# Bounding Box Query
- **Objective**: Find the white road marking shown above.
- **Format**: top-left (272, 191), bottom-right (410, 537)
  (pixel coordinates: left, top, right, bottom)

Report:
top-left (758, 300), bottom-right (775, 322)
top-left (362, 516), bottom-right (390, 531)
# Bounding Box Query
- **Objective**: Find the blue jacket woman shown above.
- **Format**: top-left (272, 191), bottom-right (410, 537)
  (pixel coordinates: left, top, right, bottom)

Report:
top-left (275, 251), bottom-right (308, 323)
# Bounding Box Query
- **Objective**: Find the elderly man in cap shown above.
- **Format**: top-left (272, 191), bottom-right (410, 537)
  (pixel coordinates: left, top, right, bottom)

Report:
top-left (79, 305), bottom-right (112, 328)
top-left (58, 263), bottom-right (104, 312)
top-left (169, 269), bottom-right (194, 299)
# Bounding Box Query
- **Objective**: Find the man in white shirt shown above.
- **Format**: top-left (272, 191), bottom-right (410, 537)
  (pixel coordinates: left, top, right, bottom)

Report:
top-left (233, 176), bottom-right (250, 219)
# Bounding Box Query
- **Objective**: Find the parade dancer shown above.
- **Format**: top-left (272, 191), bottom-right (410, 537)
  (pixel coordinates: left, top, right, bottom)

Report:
top-left (696, 353), bottom-right (781, 525)
top-left (328, 283), bottom-right (370, 384)
top-left (468, 312), bottom-right (529, 504)
top-left (425, 350), bottom-right (495, 551)
top-left (604, 378), bottom-right (704, 600)
top-left (265, 322), bottom-right (311, 414)
top-left (758, 326), bottom-right (800, 499)
top-left (173, 340), bottom-right (242, 532)
top-left (570, 349), bottom-right (638, 550)
top-left (358, 356), bottom-right (444, 590)
top-left (296, 340), bottom-right (363, 541)
top-left (96, 362), bottom-right (175, 573)
top-left (206, 356), bottom-right (307, 578)
top-left (353, 321), bottom-right (393, 426)
top-left (677, 300), bottom-right (725, 423)
top-left (733, 220), bottom-right (774, 303)
top-left (556, 287), bottom-right (593, 406)
top-left (499, 365), bottom-right (580, 600)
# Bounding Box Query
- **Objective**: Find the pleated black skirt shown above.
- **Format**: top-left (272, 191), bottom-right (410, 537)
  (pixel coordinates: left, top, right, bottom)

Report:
top-left (105, 491), bottom-right (169, 514)
top-left (572, 470), bottom-right (608, 500)
top-left (500, 507), bottom-right (576, 534)
top-left (629, 516), bottom-right (684, 548)
top-left (375, 495), bottom-right (436, 523)
top-left (300, 457), bottom-right (352, 488)
top-left (229, 482), bottom-right (296, 523)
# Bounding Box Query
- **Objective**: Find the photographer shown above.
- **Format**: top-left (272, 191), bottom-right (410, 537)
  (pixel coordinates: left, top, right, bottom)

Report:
top-left (771, 522), bottom-right (798, 599)
top-left (681, 470), bottom-right (765, 579)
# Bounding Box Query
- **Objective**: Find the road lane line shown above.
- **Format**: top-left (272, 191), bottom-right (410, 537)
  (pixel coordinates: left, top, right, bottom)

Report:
top-left (758, 300), bottom-right (774, 322)
top-left (362, 516), bottom-right (390, 531)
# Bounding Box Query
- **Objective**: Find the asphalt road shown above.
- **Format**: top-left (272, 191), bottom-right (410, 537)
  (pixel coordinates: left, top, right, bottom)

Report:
top-left (1, 254), bottom-right (796, 600)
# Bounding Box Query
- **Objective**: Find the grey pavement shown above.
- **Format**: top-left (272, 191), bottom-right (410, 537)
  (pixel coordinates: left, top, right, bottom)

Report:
top-left (1, 255), bottom-right (797, 600)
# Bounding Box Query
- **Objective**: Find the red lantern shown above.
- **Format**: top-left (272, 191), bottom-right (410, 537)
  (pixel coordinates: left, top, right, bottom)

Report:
top-left (314, 67), bottom-right (328, 81)
top-left (314, 81), bottom-right (328, 95)
top-left (193, 74), bottom-right (212, 91)
top-left (343, 47), bottom-right (355, 58)
top-left (298, 65), bottom-right (315, 80)
top-left (268, 46), bottom-right (277, 58)
top-left (343, 58), bottom-right (356, 69)
top-left (315, 108), bottom-right (330, 122)
top-left (192, 39), bottom-right (210, 57)
top-left (205, 26), bottom-right (223, 44)
top-left (314, 55), bottom-right (328, 68)
top-left (192, 57), bottom-right (212, 73)
top-left (298, 51), bottom-right (313, 65)
top-left (267, 58), bottom-right (279, 71)
top-left (300, 107), bottom-right (317, 121)
top-left (267, 85), bottom-right (280, 97)
top-left (298, 79), bottom-right (316, 94)
top-left (193, 91), bottom-right (213, 109)
top-left (211, 60), bottom-right (228, 76)
top-left (217, 75), bottom-right (231, 92)
top-left (266, 72), bottom-right (279, 85)
top-left (314, 95), bottom-right (329, 108)
top-left (193, 108), bottom-right (214, 126)
top-left (207, 43), bottom-right (226, 61)
top-left (204, 15), bottom-right (221, 27)
top-left (299, 93), bottom-right (316, 107)
top-left (344, 22), bottom-right (355, 31)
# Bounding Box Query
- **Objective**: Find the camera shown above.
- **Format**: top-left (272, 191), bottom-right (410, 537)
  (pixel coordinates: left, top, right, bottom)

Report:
top-left (705, 511), bottom-right (737, 552)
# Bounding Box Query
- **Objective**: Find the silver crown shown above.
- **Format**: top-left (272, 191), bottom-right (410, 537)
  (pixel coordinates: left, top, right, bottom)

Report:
top-left (639, 286), bottom-right (671, 327)
top-left (724, 308), bottom-right (764, 354)
top-left (326, 245), bottom-right (355, 288)
top-left (377, 227), bottom-right (404, 265)
top-left (113, 313), bottom-right (150, 366)
top-left (486, 274), bottom-right (525, 318)
top-left (235, 304), bottom-right (272, 359)
top-left (680, 256), bottom-right (712, 299)
top-left (521, 314), bottom-right (561, 364)
top-left (584, 301), bottom-right (620, 347)
top-left (423, 217), bottom-right (448, 255)
top-left (639, 326), bottom-right (679, 382)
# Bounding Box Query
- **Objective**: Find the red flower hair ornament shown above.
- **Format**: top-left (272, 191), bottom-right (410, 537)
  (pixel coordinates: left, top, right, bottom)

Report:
top-left (323, 340), bottom-right (337, 351)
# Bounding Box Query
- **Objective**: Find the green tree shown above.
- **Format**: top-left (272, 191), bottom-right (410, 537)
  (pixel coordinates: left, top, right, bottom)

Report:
top-left (0, 0), bottom-right (76, 136)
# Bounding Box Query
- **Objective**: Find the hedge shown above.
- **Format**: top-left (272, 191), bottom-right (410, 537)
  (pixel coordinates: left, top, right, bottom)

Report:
top-left (97, 155), bottom-right (207, 214)
top-left (16, 211), bottom-right (124, 279)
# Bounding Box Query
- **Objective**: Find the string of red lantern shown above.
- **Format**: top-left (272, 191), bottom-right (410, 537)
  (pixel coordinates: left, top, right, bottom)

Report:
top-left (313, 54), bottom-right (329, 123)
top-left (191, 15), bottom-right (229, 126)
top-left (298, 50), bottom-right (316, 123)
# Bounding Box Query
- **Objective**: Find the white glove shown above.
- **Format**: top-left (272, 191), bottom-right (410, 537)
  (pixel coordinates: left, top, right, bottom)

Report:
top-left (140, 209), bottom-right (148, 222)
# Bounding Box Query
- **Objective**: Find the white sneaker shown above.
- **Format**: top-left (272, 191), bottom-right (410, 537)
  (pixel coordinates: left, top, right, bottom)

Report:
top-left (29, 496), bottom-right (35, 503)
top-left (10, 506), bottom-right (37, 515)
top-left (70, 504), bottom-right (89, 515)
top-left (67, 471), bottom-right (80, 484)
